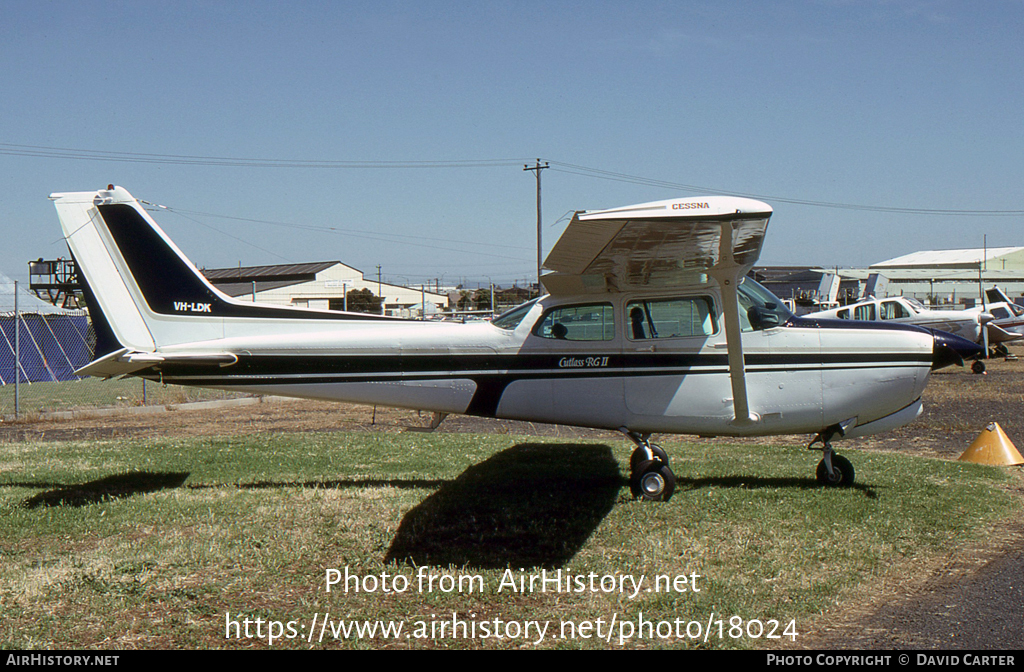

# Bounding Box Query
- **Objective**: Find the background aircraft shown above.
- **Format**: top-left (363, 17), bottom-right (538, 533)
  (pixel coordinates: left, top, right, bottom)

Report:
top-left (978, 287), bottom-right (1024, 350)
top-left (804, 296), bottom-right (1001, 345)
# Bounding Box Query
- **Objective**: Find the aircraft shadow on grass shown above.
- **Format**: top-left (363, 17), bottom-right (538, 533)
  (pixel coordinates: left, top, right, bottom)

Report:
top-left (20, 471), bottom-right (190, 508)
top-left (384, 443), bottom-right (622, 570)
top-left (382, 444), bottom-right (881, 570)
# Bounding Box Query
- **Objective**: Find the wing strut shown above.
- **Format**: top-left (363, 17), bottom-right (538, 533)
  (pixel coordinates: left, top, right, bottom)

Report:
top-left (708, 219), bottom-right (758, 425)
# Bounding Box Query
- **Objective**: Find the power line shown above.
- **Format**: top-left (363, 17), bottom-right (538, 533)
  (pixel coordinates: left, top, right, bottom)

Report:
top-left (155, 206), bottom-right (534, 263)
top-left (5, 140), bottom-right (1021, 216)
top-left (545, 161), bottom-right (1024, 216)
top-left (167, 207), bottom-right (534, 253)
top-left (157, 207), bottom-right (294, 264)
top-left (0, 142), bottom-right (528, 169)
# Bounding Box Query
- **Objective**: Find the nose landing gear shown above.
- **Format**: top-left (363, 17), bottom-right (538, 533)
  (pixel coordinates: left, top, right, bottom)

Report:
top-left (809, 424), bottom-right (856, 487)
top-left (620, 429), bottom-right (676, 501)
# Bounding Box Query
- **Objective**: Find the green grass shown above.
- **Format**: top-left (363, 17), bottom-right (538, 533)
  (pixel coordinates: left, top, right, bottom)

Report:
top-left (0, 432), bottom-right (1017, 649)
top-left (0, 377), bottom-right (249, 417)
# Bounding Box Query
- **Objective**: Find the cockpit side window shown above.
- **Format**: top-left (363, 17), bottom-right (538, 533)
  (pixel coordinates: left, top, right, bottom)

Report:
top-left (532, 303), bottom-right (615, 341)
top-left (626, 296), bottom-right (716, 340)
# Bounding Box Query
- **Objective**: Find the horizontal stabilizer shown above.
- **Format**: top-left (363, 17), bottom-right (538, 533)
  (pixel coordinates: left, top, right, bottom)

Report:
top-left (986, 322), bottom-right (1024, 344)
top-left (76, 349), bottom-right (238, 378)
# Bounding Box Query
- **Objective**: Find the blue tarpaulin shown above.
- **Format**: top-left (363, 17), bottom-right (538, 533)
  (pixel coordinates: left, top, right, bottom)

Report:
top-left (0, 313), bottom-right (92, 384)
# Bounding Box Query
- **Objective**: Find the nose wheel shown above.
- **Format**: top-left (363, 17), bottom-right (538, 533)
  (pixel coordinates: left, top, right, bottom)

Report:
top-left (809, 424), bottom-right (856, 487)
top-left (620, 429), bottom-right (676, 501)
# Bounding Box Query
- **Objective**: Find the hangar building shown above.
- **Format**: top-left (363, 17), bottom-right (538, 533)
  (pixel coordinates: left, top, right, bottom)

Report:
top-left (756, 247), bottom-right (1024, 309)
top-left (859, 246), bottom-right (1024, 306)
top-left (202, 262), bottom-right (450, 317)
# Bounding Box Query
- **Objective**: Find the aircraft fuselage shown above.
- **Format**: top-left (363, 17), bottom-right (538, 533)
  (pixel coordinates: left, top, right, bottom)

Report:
top-left (138, 288), bottom-right (933, 439)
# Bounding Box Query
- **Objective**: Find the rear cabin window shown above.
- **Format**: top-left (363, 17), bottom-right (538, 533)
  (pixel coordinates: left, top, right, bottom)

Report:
top-left (533, 303), bottom-right (615, 341)
top-left (626, 297), bottom-right (716, 340)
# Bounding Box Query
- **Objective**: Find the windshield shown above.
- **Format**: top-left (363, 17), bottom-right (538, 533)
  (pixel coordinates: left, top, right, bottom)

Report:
top-left (737, 277), bottom-right (794, 331)
top-left (491, 299), bottom-right (538, 330)
top-left (904, 298), bottom-right (926, 311)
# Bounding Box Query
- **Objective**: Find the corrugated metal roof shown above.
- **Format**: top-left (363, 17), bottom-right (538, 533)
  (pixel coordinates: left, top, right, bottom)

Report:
top-left (873, 247), bottom-right (1024, 268)
top-left (212, 280), bottom-right (309, 297)
top-left (201, 261), bottom-right (344, 281)
top-left (752, 266), bottom-right (824, 283)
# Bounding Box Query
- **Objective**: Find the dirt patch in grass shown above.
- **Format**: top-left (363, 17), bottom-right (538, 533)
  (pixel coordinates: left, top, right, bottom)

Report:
top-left (0, 396), bottom-right (622, 445)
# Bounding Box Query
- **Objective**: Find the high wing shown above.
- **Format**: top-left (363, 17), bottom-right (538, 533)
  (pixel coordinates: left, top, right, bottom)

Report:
top-left (541, 196), bottom-right (772, 295)
top-left (542, 196), bottom-right (772, 424)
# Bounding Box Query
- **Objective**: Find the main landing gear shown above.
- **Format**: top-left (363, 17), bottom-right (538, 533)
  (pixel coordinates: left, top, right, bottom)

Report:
top-left (620, 429), bottom-right (676, 502)
top-left (809, 424), bottom-right (855, 487)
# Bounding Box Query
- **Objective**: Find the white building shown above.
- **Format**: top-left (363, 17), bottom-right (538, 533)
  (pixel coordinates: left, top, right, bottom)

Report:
top-left (757, 247), bottom-right (1024, 309)
top-left (849, 246), bottom-right (1024, 306)
top-left (202, 262), bottom-right (449, 317)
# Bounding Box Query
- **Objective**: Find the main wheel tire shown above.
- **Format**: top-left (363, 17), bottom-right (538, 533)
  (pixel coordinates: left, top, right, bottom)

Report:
top-left (630, 459), bottom-right (676, 501)
top-left (972, 360), bottom-right (986, 374)
top-left (815, 454), bottom-right (855, 487)
top-left (629, 444), bottom-right (670, 472)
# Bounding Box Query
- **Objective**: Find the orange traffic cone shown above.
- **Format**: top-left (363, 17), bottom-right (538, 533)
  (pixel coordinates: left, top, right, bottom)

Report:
top-left (959, 422), bottom-right (1024, 466)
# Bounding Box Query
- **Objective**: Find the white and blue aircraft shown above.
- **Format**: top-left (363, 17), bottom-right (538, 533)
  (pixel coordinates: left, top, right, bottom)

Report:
top-left (50, 186), bottom-right (981, 501)
top-left (805, 296), bottom-right (1002, 347)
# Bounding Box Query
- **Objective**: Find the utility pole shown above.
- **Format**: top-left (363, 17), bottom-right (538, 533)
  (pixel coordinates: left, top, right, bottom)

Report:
top-left (377, 265), bottom-right (383, 315)
top-left (524, 159), bottom-right (549, 297)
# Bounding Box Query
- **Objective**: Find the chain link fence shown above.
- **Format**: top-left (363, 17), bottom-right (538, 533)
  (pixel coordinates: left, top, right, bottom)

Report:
top-left (1, 279), bottom-right (250, 420)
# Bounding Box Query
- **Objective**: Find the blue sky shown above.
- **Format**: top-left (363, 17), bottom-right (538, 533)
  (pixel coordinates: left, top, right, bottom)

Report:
top-left (2, 1), bottom-right (1022, 288)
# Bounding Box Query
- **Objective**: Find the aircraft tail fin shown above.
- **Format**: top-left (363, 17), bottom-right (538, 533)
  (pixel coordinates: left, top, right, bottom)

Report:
top-left (51, 186), bottom-right (386, 374)
top-left (51, 187), bottom-right (157, 355)
top-left (50, 186), bottom-right (237, 354)
top-left (985, 286), bottom-right (1013, 305)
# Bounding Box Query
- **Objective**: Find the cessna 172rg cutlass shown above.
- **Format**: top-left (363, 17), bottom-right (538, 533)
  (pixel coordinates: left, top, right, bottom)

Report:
top-left (50, 186), bottom-right (981, 501)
